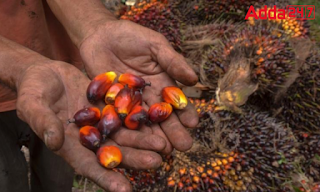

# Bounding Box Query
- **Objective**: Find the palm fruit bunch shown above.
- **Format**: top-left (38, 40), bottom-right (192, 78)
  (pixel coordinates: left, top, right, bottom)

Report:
top-left (167, 0), bottom-right (208, 25)
top-left (116, 98), bottom-right (298, 191)
top-left (194, 24), bottom-right (298, 112)
top-left (294, 131), bottom-right (320, 186)
top-left (116, 148), bottom-right (246, 191)
top-left (180, 22), bottom-right (238, 84)
top-left (190, 99), bottom-right (298, 191)
top-left (162, 150), bottom-right (244, 192)
top-left (68, 71), bottom-right (188, 169)
top-left (246, 6), bottom-right (310, 38)
top-left (272, 50), bottom-right (320, 132)
top-left (168, 0), bottom-right (265, 25)
top-left (115, 155), bottom-right (173, 192)
top-left (120, 0), bottom-right (182, 51)
top-left (181, 23), bottom-right (298, 110)
top-left (295, 131), bottom-right (320, 160)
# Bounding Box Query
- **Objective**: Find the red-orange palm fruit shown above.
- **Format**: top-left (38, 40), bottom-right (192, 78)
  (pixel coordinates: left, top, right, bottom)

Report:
top-left (118, 73), bottom-right (150, 88)
top-left (148, 102), bottom-right (173, 123)
top-left (97, 146), bottom-right (122, 169)
top-left (105, 83), bottom-right (124, 105)
top-left (114, 85), bottom-right (132, 119)
top-left (162, 87), bottom-right (188, 109)
top-left (98, 105), bottom-right (122, 141)
top-left (79, 126), bottom-right (101, 151)
top-left (124, 105), bottom-right (148, 130)
top-left (128, 90), bottom-right (143, 111)
top-left (68, 107), bottom-right (101, 127)
top-left (87, 71), bottom-right (117, 103)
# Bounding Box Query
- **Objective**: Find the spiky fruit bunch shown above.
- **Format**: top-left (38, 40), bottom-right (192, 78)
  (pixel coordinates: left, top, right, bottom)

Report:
top-left (295, 131), bottom-right (320, 160)
top-left (168, 0), bottom-right (264, 25)
top-left (273, 51), bottom-right (320, 132)
top-left (193, 102), bottom-right (297, 191)
top-left (168, 0), bottom-right (207, 25)
top-left (294, 131), bottom-right (320, 183)
top-left (224, 26), bottom-right (295, 92)
top-left (115, 155), bottom-right (173, 192)
top-left (118, 149), bottom-right (254, 191)
top-left (180, 22), bottom-right (238, 83)
top-left (120, 0), bottom-right (182, 51)
top-left (114, 98), bottom-right (298, 191)
top-left (164, 150), bottom-right (243, 192)
top-left (189, 98), bottom-right (298, 190)
top-left (196, 24), bottom-right (297, 111)
top-left (247, 6), bottom-right (310, 38)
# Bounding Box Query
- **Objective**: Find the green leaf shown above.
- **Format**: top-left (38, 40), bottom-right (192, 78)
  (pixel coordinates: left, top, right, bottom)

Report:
top-left (96, 190), bottom-right (104, 192)
top-left (73, 178), bottom-right (80, 188)
top-left (293, 186), bottom-right (303, 192)
top-left (315, 154), bottom-right (320, 161)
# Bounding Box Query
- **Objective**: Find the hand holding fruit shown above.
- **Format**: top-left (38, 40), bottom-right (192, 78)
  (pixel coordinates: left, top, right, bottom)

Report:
top-left (15, 61), bottom-right (170, 192)
top-left (72, 71), bottom-right (192, 169)
top-left (80, 20), bottom-right (199, 153)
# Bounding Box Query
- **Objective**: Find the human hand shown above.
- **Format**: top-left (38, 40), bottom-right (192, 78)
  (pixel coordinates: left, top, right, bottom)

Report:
top-left (80, 20), bottom-right (199, 153)
top-left (16, 61), bottom-right (169, 191)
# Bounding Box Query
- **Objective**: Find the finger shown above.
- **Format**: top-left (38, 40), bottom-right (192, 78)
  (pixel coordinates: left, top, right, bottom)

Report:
top-left (110, 128), bottom-right (166, 152)
top-left (160, 113), bottom-right (193, 152)
top-left (149, 124), bottom-right (173, 154)
top-left (16, 95), bottom-right (64, 151)
top-left (59, 127), bottom-right (132, 192)
top-left (175, 102), bottom-right (199, 128)
top-left (103, 140), bottom-right (163, 170)
top-left (139, 124), bottom-right (153, 134)
top-left (151, 36), bottom-right (198, 86)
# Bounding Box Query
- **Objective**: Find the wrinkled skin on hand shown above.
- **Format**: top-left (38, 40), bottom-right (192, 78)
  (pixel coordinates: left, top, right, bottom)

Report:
top-left (16, 62), bottom-right (171, 192)
top-left (80, 20), bottom-right (199, 153)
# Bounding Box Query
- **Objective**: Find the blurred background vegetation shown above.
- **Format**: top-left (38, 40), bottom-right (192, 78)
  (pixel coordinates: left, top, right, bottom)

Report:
top-left (294, 0), bottom-right (320, 45)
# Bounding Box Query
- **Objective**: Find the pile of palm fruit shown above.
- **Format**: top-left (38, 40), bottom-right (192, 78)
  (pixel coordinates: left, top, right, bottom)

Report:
top-left (114, 0), bottom-right (320, 191)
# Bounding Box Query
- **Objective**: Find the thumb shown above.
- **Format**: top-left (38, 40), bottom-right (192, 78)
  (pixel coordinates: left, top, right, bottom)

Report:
top-left (153, 37), bottom-right (198, 86)
top-left (17, 96), bottom-right (64, 151)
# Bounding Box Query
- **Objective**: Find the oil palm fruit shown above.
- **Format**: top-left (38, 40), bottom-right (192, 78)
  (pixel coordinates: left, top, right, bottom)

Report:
top-left (105, 83), bottom-right (124, 105)
top-left (162, 87), bottom-right (188, 110)
top-left (124, 105), bottom-right (148, 130)
top-left (87, 71), bottom-right (117, 103)
top-left (148, 102), bottom-right (173, 123)
top-left (97, 146), bottom-right (122, 169)
top-left (98, 105), bottom-right (122, 141)
top-left (114, 85), bottom-right (132, 119)
top-left (68, 107), bottom-right (101, 127)
top-left (79, 126), bottom-right (102, 151)
top-left (118, 73), bottom-right (150, 89)
top-left (128, 90), bottom-right (143, 112)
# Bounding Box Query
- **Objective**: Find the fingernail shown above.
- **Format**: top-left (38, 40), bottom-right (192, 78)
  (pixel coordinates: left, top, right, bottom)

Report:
top-left (44, 132), bottom-right (49, 147)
